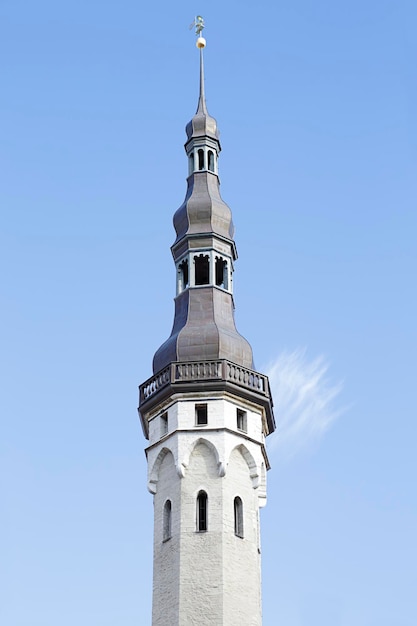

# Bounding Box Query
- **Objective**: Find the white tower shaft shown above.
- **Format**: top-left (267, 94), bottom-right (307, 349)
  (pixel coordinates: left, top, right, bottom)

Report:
top-left (145, 394), bottom-right (267, 625)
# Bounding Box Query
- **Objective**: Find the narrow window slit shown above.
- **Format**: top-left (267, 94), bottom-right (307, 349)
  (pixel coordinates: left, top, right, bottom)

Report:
top-left (197, 491), bottom-right (208, 532)
top-left (234, 497), bottom-right (244, 538)
top-left (163, 500), bottom-right (172, 541)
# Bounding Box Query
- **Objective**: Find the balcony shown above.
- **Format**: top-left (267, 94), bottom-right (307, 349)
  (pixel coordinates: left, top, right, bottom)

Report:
top-left (139, 359), bottom-right (270, 406)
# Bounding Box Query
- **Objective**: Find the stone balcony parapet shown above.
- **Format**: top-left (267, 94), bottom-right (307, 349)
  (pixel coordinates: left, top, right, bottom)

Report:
top-left (139, 359), bottom-right (275, 438)
top-left (140, 360), bottom-right (269, 405)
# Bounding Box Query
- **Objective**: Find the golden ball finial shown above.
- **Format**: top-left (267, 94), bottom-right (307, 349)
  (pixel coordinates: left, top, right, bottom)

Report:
top-left (196, 36), bottom-right (206, 49)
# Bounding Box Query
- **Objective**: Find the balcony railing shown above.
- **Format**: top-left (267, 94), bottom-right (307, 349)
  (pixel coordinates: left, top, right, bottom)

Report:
top-left (139, 359), bottom-right (270, 406)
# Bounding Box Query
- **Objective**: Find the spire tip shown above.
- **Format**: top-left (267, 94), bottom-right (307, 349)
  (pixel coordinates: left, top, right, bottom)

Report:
top-left (191, 15), bottom-right (206, 48)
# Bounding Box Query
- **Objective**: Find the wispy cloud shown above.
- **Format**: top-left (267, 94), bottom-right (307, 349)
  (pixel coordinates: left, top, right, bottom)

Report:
top-left (265, 348), bottom-right (345, 459)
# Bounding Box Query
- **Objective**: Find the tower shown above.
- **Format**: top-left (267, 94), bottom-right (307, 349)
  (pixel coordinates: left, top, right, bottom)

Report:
top-left (138, 24), bottom-right (275, 626)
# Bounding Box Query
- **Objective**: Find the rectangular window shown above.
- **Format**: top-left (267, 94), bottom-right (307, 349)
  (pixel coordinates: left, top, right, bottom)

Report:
top-left (237, 409), bottom-right (247, 432)
top-left (195, 404), bottom-right (208, 425)
top-left (160, 412), bottom-right (168, 437)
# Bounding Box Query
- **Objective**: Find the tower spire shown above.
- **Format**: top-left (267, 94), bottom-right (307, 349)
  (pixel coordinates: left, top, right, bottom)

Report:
top-left (186, 16), bottom-right (218, 143)
top-left (193, 16), bottom-right (207, 114)
top-left (197, 47), bottom-right (207, 114)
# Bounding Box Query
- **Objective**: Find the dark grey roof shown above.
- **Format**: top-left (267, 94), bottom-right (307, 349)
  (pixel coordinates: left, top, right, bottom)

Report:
top-left (152, 288), bottom-right (254, 373)
top-left (173, 172), bottom-right (234, 246)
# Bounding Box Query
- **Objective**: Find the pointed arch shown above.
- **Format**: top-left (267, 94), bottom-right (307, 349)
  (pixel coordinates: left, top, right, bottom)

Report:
top-left (148, 447), bottom-right (174, 494)
top-left (228, 444), bottom-right (259, 488)
top-left (183, 437), bottom-right (223, 477)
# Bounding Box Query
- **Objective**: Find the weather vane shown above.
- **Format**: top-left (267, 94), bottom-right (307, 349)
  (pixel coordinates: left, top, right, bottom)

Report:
top-left (189, 15), bottom-right (206, 49)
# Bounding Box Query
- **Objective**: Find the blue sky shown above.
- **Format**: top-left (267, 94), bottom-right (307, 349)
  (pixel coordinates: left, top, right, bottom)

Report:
top-left (1, 1), bottom-right (416, 624)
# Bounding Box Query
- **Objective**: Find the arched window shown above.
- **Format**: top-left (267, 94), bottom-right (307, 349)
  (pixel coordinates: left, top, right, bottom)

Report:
top-left (215, 256), bottom-right (228, 288)
top-left (189, 153), bottom-right (194, 175)
top-left (194, 254), bottom-right (210, 285)
top-left (178, 259), bottom-right (189, 291)
top-left (163, 500), bottom-right (172, 541)
top-left (198, 149), bottom-right (204, 171)
top-left (197, 491), bottom-right (208, 532)
top-left (208, 150), bottom-right (215, 172)
top-left (234, 496), bottom-right (244, 538)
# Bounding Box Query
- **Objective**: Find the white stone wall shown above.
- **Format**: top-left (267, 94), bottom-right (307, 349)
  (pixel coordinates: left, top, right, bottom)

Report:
top-left (178, 441), bottom-right (224, 624)
top-left (152, 450), bottom-right (181, 626)
top-left (146, 394), bottom-right (268, 625)
top-left (222, 447), bottom-right (262, 625)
